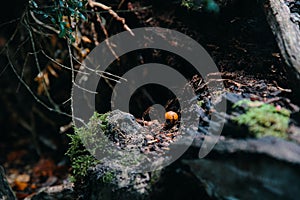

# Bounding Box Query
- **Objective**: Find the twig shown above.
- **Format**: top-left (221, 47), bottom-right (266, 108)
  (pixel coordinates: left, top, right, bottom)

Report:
top-left (0, 12), bottom-right (25, 56)
top-left (59, 122), bottom-right (73, 133)
top-left (0, 18), bottom-right (20, 28)
top-left (96, 14), bottom-right (119, 61)
top-left (6, 46), bottom-right (86, 126)
top-left (24, 17), bottom-right (60, 111)
top-left (29, 11), bottom-right (59, 34)
top-left (0, 37), bottom-right (29, 78)
top-left (273, 81), bottom-right (292, 92)
top-left (198, 78), bottom-right (246, 90)
top-left (41, 50), bottom-right (89, 75)
top-left (117, 0), bottom-right (126, 9)
top-left (88, 0), bottom-right (135, 36)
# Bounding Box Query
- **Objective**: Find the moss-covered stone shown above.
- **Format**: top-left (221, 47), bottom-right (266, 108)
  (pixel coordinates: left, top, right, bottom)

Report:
top-left (232, 100), bottom-right (290, 139)
top-left (66, 110), bottom-right (163, 199)
top-left (66, 112), bottom-right (108, 181)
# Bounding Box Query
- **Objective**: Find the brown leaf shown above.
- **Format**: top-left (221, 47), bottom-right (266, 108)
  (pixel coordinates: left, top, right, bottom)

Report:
top-left (33, 158), bottom-right (56, 179)
top-left (81, 36), bottom-right (92, 43)
top-left (7, 150), bottom-right (27, 162)
top-left (80, 48), bottom-right (90, 58)
top-left (52, 59), bottom-right (63, 70)
top-left (47, 65), bottom-right (59, 78)
top-left (50, 35), bottom-right (58, 48)
top-left (43, 72), bottom-right (49, 86)
top-left (15, 174), bottom-right (30, 183)
top-left (14, 180), bottom-right (28, 191)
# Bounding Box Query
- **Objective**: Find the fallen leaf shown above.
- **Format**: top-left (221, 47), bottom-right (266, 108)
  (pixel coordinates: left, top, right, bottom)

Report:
top-left (33, 158), bottom-right (56, 178)
top-left (15, 174), bottom-right (30, 183)
top-left (47, 65), bottom-right (59, 78)
top-left (81, 36), bottom-right (92, 43)
top-left (7, 150), bottom-right (27, 162)
top-left (14, 180), bottom-right (28, 191)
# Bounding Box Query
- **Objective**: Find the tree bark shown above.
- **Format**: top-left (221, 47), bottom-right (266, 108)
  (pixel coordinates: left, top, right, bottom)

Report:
top-left (263, 0), bottom-right (300, 79)
top-left (0, 166), bottom-right (16, 200)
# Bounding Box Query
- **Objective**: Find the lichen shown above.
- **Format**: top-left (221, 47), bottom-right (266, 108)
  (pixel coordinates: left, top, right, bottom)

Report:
top-left (232, 99), bottom-right (290, 139)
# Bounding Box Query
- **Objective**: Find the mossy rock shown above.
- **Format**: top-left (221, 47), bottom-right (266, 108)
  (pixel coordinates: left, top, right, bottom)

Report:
top-left (232, 100), bottom-right (291, 139)
top-left (66, 110), bottom-right (163, 200)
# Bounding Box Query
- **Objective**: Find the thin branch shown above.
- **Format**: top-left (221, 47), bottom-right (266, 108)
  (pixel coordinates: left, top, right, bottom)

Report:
top-left (273, 81), bottom-right (292, 92)
top-left (198, 78), bottom-right (246, 91)
top-left (24, 17), bottom-right (60, 111)
top-left (0, 12), bottom-right (25, 56)
top-left (88, 0), bottom-right (135, 36)
top-left (6, 49), bottom-right (55, 113)
top-left (96, 14), bottom-right (119, 61)
top-left (67, 41), bottom-right (89, 127)
top-left (117, 0), bottom-right (126, 9)
top-left (0, 18), bottom-right (20, 28)
top-left (72, 55), bottom-right (127, 82)
top-left (41, 50), bottom-right (89, 75)
top-left (29, 11), bottom-right (59, 34)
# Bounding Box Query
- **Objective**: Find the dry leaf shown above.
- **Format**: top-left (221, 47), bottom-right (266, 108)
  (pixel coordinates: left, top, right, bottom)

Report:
top-left (44, 72), bottom-right (49, 86)
top-left (81, 36), bottom-right (92, 43)
top-left (12, 174), bottom-right (30, 193)
top-left (50, 35), bottom-right (57, 48)
top-left (52, 59), bottom-right (63, 70)
top-left (47, 65), bottom-right (58, 78)
top-left (15, 174), bottom-right (30, 183)
top-left (14, 180), bottom-right (28, 191)
top-left (33, 158), bottom-right (56, 178)
top-left (80, 48), bottom-right (90, 58)
top-left (272, 53), bottom-right (280, 58)
top-left (62, 16), bottom-right (70, 28)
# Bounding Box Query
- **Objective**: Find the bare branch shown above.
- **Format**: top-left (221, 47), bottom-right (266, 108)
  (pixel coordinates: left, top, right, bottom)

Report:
top-left (88, 0), bottom-right (135, 36)
top-left (29, 11), bottom-right (59, 34)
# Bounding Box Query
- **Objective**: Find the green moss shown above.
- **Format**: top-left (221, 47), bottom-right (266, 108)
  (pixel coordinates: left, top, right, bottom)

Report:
top-left (232, 100), bottom-right (290, 139)
top-left (66, 112), bottom-right (109, 181)
top-left (181, 0), bottom-right (195, 9)
top-left (150, 170), bottom-right (162, 186)
top-left (181, 0), bottom-right (219, 13)
top-left (197, 100), bottom-right (204, 107)
top-left (102, 171), bottom-right (115, 184)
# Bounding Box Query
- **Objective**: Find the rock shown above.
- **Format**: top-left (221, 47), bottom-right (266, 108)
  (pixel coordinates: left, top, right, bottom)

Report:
top-left (76, 109), bottom-right (199, 199)
top-left (188, 134), bottom-right (300, 164)
top-left (74, 108), bottom-right (300, 199)
top-left (76, 110), bottom-right (163, 200)
top-left (289, 124), bottom-right (300, 144)
top-left (182, 156), bottom-right (300, 200)
top-left (81, 165), bottom-right (154, 200)
top-left (181, 133), bottom-right (300, 199)
top-left (214, 136), bottom-right (300, 164)
top-left (0, 166), bottom-right (16, 200)
top-left (106, 110), bottom-right (146, 149)
top-left (24, 183), bottom-right (75, 200)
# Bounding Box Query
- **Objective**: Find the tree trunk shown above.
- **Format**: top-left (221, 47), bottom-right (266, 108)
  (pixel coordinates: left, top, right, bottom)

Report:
top-left (263, 0), bottom-right (300, 79)
top-left (0, 166), bottom-right (16, 200)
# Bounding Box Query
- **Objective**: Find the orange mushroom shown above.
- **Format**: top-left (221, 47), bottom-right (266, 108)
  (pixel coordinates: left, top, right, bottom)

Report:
top-left (164, 111), bottom-right (179, 127)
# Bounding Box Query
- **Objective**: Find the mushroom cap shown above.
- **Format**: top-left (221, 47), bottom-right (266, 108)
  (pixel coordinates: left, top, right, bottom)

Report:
top-left (165, 111), bottom-right (178, 121)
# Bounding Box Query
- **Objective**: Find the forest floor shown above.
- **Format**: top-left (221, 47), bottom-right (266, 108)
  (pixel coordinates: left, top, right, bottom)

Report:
top-left (1, 0), bottom-right (300, 199)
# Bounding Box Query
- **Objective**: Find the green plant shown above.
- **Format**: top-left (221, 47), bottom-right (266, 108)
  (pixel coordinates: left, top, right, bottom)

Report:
top-left (29, 0), bottom-right (87, 42)
top-left (181, 0), bottom-right (195, 9)
top-left (232, 100), bottom-right (290, 139)
top-left (181, 0), bottom-right (220, 13)
top-left (102, 171), bottom-right (115, 183)
top-left (66, 112), bottom-right (109, 181)
top-left (66, 111), bottom-right (148, 181)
